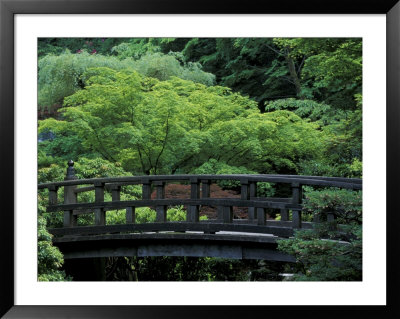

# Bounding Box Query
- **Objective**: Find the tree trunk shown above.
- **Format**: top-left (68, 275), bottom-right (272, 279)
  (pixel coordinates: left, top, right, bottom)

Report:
top-left (284, 48), bottom-right (302, 97)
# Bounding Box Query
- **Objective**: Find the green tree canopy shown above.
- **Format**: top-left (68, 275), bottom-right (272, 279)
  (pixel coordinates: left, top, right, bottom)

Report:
top-left (39, 67), bottom-right (327, 175)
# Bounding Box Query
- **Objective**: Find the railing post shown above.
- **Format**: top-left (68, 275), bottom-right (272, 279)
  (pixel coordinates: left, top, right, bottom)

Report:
top-left (187, 177), bottom-right (200, 222)
top-left (154, 181), bottom-right (167, 222)
top-left (63, 160), bottom-right (77, 227)
top-left (201, 179), bottom-right (211, 198)
top-left (111, 185), bottom-right (121, 202)
top-left (94, 181), bottom-right (105, 226)
top-left (257, 207), bottom-right (267, 225)
top-left (142, 178), bottom-right (151, 200)
top-left (313, 213), bottom-right (321, 223)
top-left (240, 179), bottom-right (249, 200)
top-left (291, 182), bottom-right (302, 229)
top-left (217, 206), bottom-right (223, 221)
top-left (222, 206), bottom-right (233, 224)
top-left (280, 209), bottom-right (289, 221)
top-left (48, 185), bottom-right (58, 206)
top-left (327, 212), bottom-right (337, 230)
top-left (248, 181), bottom-right (257, 221)
top-left (126, 207), bottom-right (136, 224)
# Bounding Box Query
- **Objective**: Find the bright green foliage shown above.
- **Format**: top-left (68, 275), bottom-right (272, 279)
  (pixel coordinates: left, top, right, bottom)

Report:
top-left (37, 206), bottom-right (70, 281)
top-left (302, 187), bottom-right (362, 224)
top-left (265, 98), bottom-right (333, 124)
top-left (111, 38), bottom-right (162, 59)
top-left (74, 157), bottom-right (128, 178)
top-left (277, 226), bottom-right (362, 281)
top-left (299, 157), bottom-right (362, 179)
top-left (38, 50), bottom-right (215, 111)
top-left (38, 163), bottom-right (65, 184)
top-left (128, 52), bottom-right (215, 85)
top-left (38, 51), bottom-right (137, 110)
top-left (39, 67), bottom-right (326, 175)
top-left (106, 205), bottom-right (207, 225)
top-left (323, 109), bottom-right (362, 167)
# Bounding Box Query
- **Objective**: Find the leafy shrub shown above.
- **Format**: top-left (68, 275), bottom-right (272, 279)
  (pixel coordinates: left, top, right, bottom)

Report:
top-left (38, 207), bottom-right (70, 281)
top-left (277, 225), bottom-right (362, 281)
top-left (38, 163), bottom-right (65, 184)
top-left (302, 187), bottom-right (362, 224)
top-left (74, 158), bottom-right (128, 179)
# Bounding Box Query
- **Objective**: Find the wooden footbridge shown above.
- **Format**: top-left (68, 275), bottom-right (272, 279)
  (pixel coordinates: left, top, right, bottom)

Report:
top-left (38, 161), bottom-right (362, 264)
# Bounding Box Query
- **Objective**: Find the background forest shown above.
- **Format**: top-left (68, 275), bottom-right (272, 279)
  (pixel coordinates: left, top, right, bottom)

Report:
top-left (37, 38), bottom-right (362, 281)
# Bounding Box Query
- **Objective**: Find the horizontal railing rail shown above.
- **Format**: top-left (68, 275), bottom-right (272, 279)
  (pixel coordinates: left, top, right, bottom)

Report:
top-left (38, 175), bottom-right (362, 190)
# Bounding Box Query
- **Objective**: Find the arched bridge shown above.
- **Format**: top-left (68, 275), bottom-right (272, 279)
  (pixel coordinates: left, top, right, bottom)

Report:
top-left (38, 161), bottom-right (362, 263)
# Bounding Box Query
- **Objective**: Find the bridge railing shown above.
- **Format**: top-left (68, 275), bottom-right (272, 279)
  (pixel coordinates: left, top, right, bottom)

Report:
top-left (38, 161), bottom-right (362, 238)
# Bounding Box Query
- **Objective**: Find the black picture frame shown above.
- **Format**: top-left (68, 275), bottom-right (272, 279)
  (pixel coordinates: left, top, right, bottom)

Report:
top-left (1, 0), bottom-right (399, 317)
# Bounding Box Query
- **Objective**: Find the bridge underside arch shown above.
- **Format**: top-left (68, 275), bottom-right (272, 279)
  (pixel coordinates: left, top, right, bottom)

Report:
top-left (53, 233), bottom-right (296, 262)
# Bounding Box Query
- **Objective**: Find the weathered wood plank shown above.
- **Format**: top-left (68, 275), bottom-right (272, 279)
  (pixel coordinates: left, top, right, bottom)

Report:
top-left (38, 174), bottom-right (362, 190)
top-left (48, 185), bottom-right (58, 206)
top-left (63, 210), bottom-right (77, 227)
top-left (95, 208), bottom-right (105, 226)
top-left (187, 178), bottom-right (200, 222)
top-left (111, 185), bottom-right (121, 202)
top-left (126, 206), bottom-right (135, 224)
top-left (154, 181), bottom-right (166, 222)
top-left (94, 182), bottom-right (104, 203)
top-left (222, 206), bottom-right (233, 224)
top-left (280, 209), bottom-right (289, 221)
top-left (292, 210), bottom-right (302, 229)
top-left (49, 221), bottom-right (294, 238)
top-left (187, 205), bottom-right (199, 223)
top-left (327, 212), bottom-right (337, 230)
top-left (201, 179), bottom-right (211, 198)
top-left (240, 180), bottom-right (249, 200)
top-left (257, 207), bottom-right (267, 226)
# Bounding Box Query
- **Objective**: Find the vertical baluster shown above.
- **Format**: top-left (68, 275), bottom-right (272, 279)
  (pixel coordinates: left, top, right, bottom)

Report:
top-left (240, 178), bottom-right (250, 221)
top-left (48, 185), bottom-right (58, 206)
top-left (187, 178), bottom-right (200, 222)
top-left (222, 206), bottom-right (233, 224)
top-left (201, 179), bottom-right (211, 198)
top-left (94, 181), bottom-right (105, 226)
top-left (280, 209), bottom-right (289, 221)
top-left (248, 181), bottom-right (257, 221)
top-left (111, 185), bottom-right (121, 202)
top-left (126, 207), bottom-right (136, 224)
top-left (142, 178), bottom-right (151, 200)
top-left (257, 207), bottom-right (267, 225)
top-left (111, 184), bottom-right (124, 224)
top-left (291, 182), bottom-right (302, 229)
top-left (327, 212), bottom-right (337, 230)
top-left (217, 206), bottom-right (224, 221)
top-left (313, 212), bottom-right (321, 223)
top-left (240, 179), bottom-right (249, 200)
top-left (154, 181), bottom-right (166, 222)
top-left (63, 160), bottom-right (77, 227)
